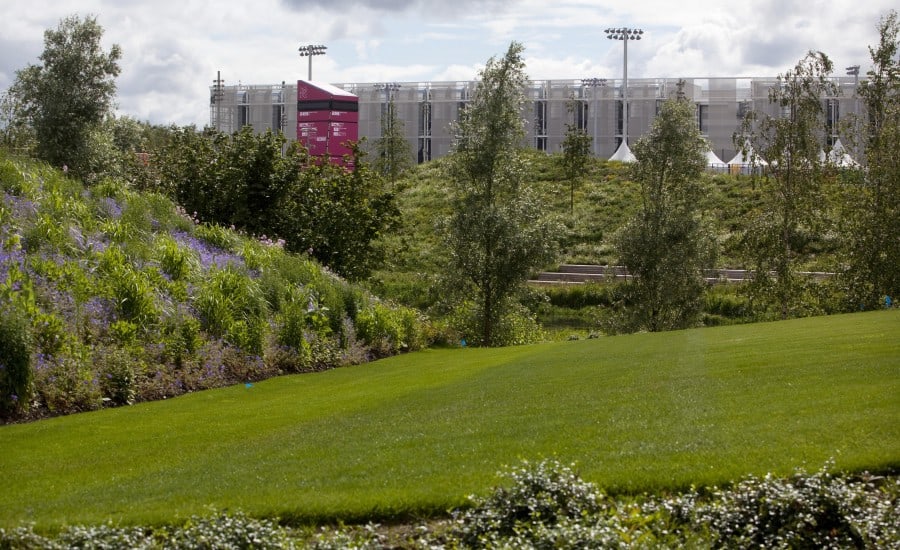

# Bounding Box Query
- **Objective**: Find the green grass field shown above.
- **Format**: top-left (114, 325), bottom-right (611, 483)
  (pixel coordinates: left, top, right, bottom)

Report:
top-left (1, 311), bottom-right (898, 529)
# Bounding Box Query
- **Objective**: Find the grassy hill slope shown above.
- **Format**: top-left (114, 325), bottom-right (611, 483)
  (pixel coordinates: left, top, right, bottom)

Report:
top-left (0, 152), bottom-right (426, 422)
top-left (1, 310), bottom-right (896, 528)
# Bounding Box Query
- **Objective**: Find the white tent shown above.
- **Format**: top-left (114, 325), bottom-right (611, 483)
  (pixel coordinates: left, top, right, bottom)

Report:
top-left (609, 140), bottom-right (636, 163)
top-left (706, 148), bottom-right (725, 166)
top-left (827, 139), bottom-right (858, 168)
top-left (727, 143), bottom-right (767, 166)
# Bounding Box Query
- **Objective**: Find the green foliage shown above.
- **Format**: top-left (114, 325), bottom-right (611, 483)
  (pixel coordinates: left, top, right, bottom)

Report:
top-left (10, 15), bottom-right (121, 179)
top-left (560, 99), bottom-right (594, 213)
top-left (96, 346), bottom-right (138, 406)
top-left (0, 302), bottom-right (32, 416)
top-left (0, 152), bottom-right (428, 422)
top-left (276, 145), bottom-right (398, 280)
top-left (99, 246), bottom-right (158, 328)
top-left (840, 10), bottom-right (900, 309)
top-left (31, 347), bottom-right (103, 414)
top-left (443, 460), bottom-right (900, 549)
top-left (0, 510), bottom-right (292, 549)
top-left (614, 86), bottom-right (716, 332)
top-left (195, 222), bottom-right (239, 252)
top-left (194, 267), bottom-right (267, 355)
top-left (693, 464), bottom-right (899, 549)
top-left (452, 459), bottom-right (603, 547)
top-left (448, 298), bottom-right (545, 347)
top-left (444, 42), bottom-right (559, 346)
top-left (154, 234), bottom-right (197, 281)
top-left (542, 282), bottom-right (617, 309)
top-left (153, 127), bottom-right (397, 281)
top-left (738, 51), bottom-right (838, 319)
top-left (355, 300), bottom-right (424, 356)
top-left (372, 96), bottom-right (413, 184)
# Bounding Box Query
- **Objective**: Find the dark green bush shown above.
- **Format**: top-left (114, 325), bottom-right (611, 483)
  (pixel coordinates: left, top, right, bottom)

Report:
top-left (705, 287), bottom-right (751, 318)
top-left (543, 282), bottom-right (618, 309)
top-left (96, 346), bottom-right (138, 406)
top-left (0, 302), bottom-right (32, 416)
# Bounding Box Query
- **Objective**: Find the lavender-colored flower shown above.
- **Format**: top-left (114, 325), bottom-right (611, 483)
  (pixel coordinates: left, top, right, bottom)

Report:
top-left (172, 230), bottom-right (246, 273)
top-left (99, 197), bottom-right (123, 220)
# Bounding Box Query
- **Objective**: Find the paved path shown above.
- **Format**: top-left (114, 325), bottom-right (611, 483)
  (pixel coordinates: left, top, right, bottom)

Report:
top-left (532, 264), bottom-right (834, 285)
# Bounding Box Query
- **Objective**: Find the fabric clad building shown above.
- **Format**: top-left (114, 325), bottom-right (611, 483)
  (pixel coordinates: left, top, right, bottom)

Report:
top-left (209, 76), bottom-right (862, 166)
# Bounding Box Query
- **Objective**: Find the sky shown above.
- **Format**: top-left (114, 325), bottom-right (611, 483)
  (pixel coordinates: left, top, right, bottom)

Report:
top-left (1, 0), bottom-right (896, 127)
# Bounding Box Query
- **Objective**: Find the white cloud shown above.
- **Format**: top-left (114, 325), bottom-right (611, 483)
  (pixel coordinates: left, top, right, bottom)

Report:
top-left (1, 0), bottom-right (896, 126)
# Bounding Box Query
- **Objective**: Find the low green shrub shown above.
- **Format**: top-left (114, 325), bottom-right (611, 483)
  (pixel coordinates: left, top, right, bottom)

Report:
top-left (155, 235), bottom-right (198, 282)
top-left (196, 223), bottom-right (239, 252)
top-left (451, 459), bottom-right (603, 547)
top-left (691, 464), bottom-right (899, 549)
top-left (32, 311), bottom-right (66, 355)
top-left (31, 348), bottom-right (103, 414)
top-left (543, 281), bottom-right (618, 309)
top-left (96, 346), bottom-right (139, 406)
top-left (0, 302), bottom-right (32, 416)
top-left (194, 267), bottom-right (267, 355)
top-left (0, 511), bottom-right (291, 550)
top-left (705, 286), bottom-right (751, 318)
top-left (448, 300), bottom-right (545, 347)
top-left (355, 301), bottom-right (423, 356)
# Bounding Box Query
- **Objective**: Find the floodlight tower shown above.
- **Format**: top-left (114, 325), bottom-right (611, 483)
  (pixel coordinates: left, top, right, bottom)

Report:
top-left (211, 71), bottom-right (224, 132)
top-left (580, 77), bottom-right (606, 156)
top-left (298, 44), bottom-right (327, 80)
top-left (846, 64), bottom-right (860, 161)
top-left (605, 27), bottom-right (643, 145)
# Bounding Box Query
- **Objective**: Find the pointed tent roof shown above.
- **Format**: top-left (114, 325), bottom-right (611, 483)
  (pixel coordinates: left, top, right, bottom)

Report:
top-left (827, 139), bottom-right (858, 167)
top-left (609, 140), bottom-right (636, 163)
top-left (727, 143), bottom-right (767, 166)
top-left (706, 148), bottom-right (725, 166)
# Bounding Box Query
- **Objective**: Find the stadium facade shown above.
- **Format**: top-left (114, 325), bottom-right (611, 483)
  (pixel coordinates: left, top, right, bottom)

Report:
top-left (209, 76), bottom-right (862, 165)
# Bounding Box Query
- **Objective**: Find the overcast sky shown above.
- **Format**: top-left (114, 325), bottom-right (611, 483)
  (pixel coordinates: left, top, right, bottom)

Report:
top-left (1, 0), bottom-right (896, 127)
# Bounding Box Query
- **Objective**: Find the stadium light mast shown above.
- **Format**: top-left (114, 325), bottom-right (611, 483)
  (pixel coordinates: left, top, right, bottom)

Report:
top-left (298, 44), bottom-right (327, 80)
top-left (605, 27), bottom-right (643, 145)
top-left (581, 77), bottom-right (606, 156)
top-left (846, 64), bottom-right (860, 161)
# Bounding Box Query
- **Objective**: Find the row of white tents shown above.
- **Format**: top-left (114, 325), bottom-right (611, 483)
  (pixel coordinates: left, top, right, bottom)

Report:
top-left (609, 139), bottom-right (859, 169)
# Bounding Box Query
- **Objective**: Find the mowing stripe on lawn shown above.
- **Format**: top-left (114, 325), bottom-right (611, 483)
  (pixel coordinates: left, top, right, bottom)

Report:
top-left (1, 311), bottom-right (897, 528)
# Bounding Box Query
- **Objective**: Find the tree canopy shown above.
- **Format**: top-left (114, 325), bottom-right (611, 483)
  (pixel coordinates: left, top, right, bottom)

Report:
top-left (443, 42), bottom-right (558, 346)
top-left (11, 15), bottom-right (121, 179)
top-left (614, 85), bottom-right (715, 332)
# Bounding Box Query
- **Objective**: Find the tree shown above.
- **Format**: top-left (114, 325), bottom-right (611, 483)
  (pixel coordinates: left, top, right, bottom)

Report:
top-left (0, 88), bottom-right (35, 153)
top-left (559, 98), bottom-right (593, 213)
top-left (737, 51), bottom-right (837, 319)
top-left (276, 144), bottom-right (399, 281)
top-left (372, 94), bottom-right (413, 185)
top-left (11, 15), bottom-right (121, 178)
top-left (841, 10), bottom-right (900, 308)
top-left (443, 42), bottom-right (558, 346)
top-left (155, 125), bottom-right (397, 281)
top-left (613, 84), bottom-right (715, 332)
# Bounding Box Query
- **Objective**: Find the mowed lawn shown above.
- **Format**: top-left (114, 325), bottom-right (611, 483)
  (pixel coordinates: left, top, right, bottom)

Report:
top-left (1, 311), bottom-right (898, 529)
